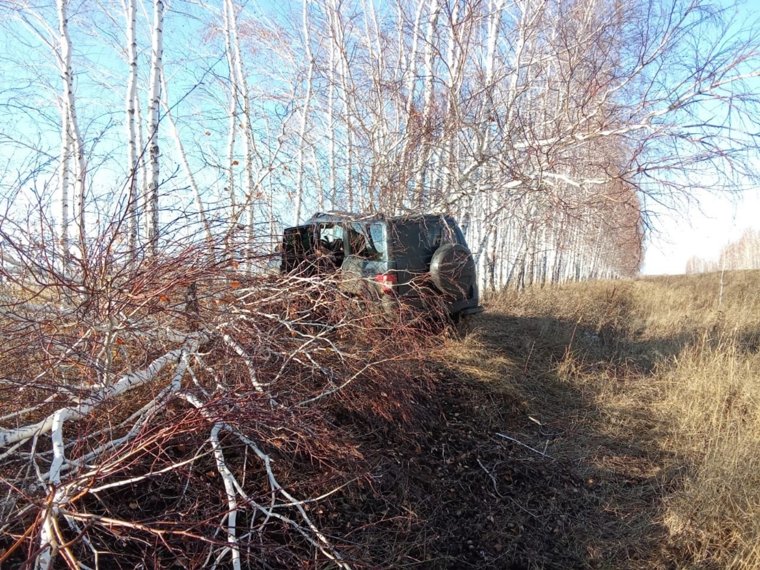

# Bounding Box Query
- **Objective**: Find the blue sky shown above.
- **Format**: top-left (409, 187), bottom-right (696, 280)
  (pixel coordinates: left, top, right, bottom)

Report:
top-left (641, 0), bottom-right (760, 274)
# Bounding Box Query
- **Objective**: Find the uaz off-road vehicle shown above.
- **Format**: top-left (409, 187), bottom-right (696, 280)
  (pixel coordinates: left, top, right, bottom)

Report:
top-left (280, 212), bottom-right (482, 319)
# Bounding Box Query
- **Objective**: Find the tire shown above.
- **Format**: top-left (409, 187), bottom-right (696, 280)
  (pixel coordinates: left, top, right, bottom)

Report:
top-left (429, 243), bottom-right (476, 300)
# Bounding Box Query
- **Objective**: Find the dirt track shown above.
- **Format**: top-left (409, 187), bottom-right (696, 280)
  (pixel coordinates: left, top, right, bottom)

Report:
top-left (329, 306), bottom-right (674, 569)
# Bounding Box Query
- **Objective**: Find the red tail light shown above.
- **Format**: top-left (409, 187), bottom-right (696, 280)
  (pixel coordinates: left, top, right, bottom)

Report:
top-left (373, 272), bottom-right (397, 294)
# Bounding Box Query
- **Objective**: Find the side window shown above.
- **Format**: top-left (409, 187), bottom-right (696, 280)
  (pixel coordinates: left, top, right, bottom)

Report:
top-left (367, 223), bottom-right (387, 260)
top-left (318, 224), bottom-right (344, 245)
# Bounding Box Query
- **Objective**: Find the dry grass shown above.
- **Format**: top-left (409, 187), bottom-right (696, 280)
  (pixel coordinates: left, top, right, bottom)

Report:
top-left (651, 273), bottom-right (760, 569)
top-left (483, 270), bottom-right (760, 568)
top-left (660, 338), bottom-right (760, 568)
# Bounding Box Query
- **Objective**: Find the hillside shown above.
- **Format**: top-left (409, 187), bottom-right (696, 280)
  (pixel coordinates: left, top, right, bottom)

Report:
top-left (2, 270), bottom-right (760, 568)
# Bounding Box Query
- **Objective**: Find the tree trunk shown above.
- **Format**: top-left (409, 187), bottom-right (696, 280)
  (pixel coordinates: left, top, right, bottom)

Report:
top-left (57, 0), bottom-right (87, 265)
top-left (145, 0), bottom-right (164, 256)
top-left (125, 0), bottom-right (139, 259)
top-left (295, 0), bottom-right (314, 225)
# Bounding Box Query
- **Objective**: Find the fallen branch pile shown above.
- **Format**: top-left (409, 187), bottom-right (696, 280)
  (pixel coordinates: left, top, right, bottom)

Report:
top-left (0, 245), bottom-right (440, 568)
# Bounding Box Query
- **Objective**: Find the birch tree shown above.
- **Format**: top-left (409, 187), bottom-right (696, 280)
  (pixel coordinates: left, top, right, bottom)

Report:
top-left (222, 0), bottom-right (261, 263)
top-left (53, 0), bottom-right (89, 268)
top-left (412, 0), bottom-right (441, 205)
top-left (58, 53), bottom-right (71, 268)
top-left (327, 0), bottom-right (338, 208)
top-left (125, 0), bottom-right (139, 257)
top-left (145, 0), bottom-right (164, 256)
top-left (294, 0), bottom-right (315, 225)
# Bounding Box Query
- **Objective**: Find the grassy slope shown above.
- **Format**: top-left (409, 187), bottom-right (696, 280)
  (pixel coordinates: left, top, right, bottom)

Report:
top-left (427, 270), bottom-right (760, 569)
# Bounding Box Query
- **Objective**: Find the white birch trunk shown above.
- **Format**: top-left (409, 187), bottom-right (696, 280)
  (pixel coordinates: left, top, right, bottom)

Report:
top-left (57, 0), bottom-right (87, 262)
top-left (228, 0), bottom-right (258, 266)
top-left (136, 86), bottom-right (148, 222)
top-left (404, 0), bottom-right (426, 122)
top-left (393, 0), bottom-right (407, 136)
top-left (444, 2), bottom-right (462, 199)
top-left (221, 0), bottom-right (240, 261)
top-left (295, 0), bottom-right (314, 225)
top-left (413, 0), bottom-right (440, 204)
top-left (401, 0), bottom-right (426, 207)
top-left (482, 0), bottom-right (505, 154)
top-left (311, 146), bottom-right (325, 212)
top-left (333, 9), bottom-right (355, 211)
top-left (58, 82), bottom-right (71, 269)
top-left (327, 2), bottom-right (337, 209)
top-left (145, 0), bottom-right (164, 256)
top-left (125, 0), bottom-right (139, 257)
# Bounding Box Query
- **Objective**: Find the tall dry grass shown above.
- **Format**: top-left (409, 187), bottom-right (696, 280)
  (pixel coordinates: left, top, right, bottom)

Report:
top-left (490, 270), bottom-right (760, 568)
top-left (645, 272), bottom-right (760, 568)
top-left (660, 336), bottom-right (760, 568)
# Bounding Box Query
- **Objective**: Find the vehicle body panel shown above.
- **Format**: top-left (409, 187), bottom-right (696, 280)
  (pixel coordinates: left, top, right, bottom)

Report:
top-left (280, 212), bottom-right (482, 316)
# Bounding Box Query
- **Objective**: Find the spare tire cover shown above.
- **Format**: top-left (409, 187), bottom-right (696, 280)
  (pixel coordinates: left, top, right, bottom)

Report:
top-left (430, 243), bottom-right (476, 299)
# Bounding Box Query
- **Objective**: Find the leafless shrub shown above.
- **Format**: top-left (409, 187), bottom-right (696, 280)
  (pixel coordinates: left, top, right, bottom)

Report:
top-left (0, 229), bottom-right (440, 569)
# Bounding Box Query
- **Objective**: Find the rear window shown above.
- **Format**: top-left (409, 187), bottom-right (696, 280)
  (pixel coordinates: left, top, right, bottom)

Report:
top-left (389, 218), bottom-right (458, 257)
top-left (348, 222), bottom-right (386, 261)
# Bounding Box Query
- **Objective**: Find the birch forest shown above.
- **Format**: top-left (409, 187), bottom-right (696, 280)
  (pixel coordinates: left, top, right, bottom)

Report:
top-left (686, 229), bottom-right (760, 273)
top-left (1, 0), bottom-right (759, 567)
top-left (1, 0), bottom-right (758, 288)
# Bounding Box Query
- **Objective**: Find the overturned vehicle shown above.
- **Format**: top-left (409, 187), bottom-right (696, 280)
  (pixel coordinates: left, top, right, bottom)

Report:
top-left (280, 212), bottom-right (483, 319)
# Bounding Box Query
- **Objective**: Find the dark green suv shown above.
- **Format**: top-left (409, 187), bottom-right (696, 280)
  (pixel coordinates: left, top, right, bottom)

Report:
top-left (280, 212), bottom-right (482, 318)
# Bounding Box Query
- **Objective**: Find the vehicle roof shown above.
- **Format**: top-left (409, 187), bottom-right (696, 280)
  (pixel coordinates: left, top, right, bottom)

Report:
top-left (301, 211), bottom-right (454, 225)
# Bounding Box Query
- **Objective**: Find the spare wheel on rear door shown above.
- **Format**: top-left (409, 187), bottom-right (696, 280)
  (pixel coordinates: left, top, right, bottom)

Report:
top-left (429, 243), bottom-right (476, 299)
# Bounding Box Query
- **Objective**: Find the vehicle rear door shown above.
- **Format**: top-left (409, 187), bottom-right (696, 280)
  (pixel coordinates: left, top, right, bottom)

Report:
top-left (387, 218), bottom-right (444, 296)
